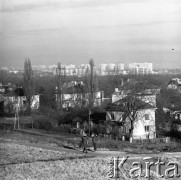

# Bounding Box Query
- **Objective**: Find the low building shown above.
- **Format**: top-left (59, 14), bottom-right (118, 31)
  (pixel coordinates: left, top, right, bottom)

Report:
top-left (0, 86), bottom-right (40, 114)
top-left (167, 78), bottom-right (181, 93)
top-left (55, 82), bottom-right (104, 110)
top-left (112, 81), bottom-right (160, 103)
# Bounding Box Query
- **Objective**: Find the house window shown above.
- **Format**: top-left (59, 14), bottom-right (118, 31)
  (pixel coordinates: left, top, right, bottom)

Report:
top-left (122, 126), bottom-right (125, 133)
top-left (122, 126), bottom-right (129, 133)
top-left (145, 126), bottom-right (150, 132)
top-left (77, 122), bottom-right (80, 129)
top-left (178, 114), bottom-right (180, 120)
top-left (145, 114), bottom-right (150, 120)
top-left (110, 112), bottom-right (114, 120)
top-left (122, 126), bottom-right (127, 133)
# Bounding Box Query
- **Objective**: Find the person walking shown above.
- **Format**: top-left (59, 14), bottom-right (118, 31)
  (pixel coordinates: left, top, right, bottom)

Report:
top-left (79, 129), bottom-right (83, 148)
top-left (81, 129), bottom-right (88, 153)
top-left (91, 132), bottom-right (97, 151)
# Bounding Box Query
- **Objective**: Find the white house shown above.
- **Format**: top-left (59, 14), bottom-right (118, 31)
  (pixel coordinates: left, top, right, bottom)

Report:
top-left (111, 80), bottom-right (160, 104)
top-left (55, 83), bottom-right (104, 109)
top-left (167, 78), bottom-right (181, 93)
top-left (3, 87), bottom-right (40, 113)
top-left (106, 96), bottom-right (157, 139)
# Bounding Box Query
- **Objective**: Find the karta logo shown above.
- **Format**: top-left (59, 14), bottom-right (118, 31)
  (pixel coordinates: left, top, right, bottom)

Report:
top-left (108, 156), bottom-right (180, 179)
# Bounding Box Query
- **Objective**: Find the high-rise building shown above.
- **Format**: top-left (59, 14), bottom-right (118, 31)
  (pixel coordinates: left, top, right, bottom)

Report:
top-left (79, 64), bottom-right (90, 69)
top-left (129, 63), bottom-right (153, 74)
top-left (107, 63), bottom-right (115, 71)
top-left (115, 62), bottom-right (124, 75)
top-left (99, 64), bottom-right (107, 75)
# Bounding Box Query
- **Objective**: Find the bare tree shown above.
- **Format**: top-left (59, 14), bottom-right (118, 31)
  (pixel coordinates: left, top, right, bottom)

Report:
top-left (123, 95), bottom-right (147, 139)
top-left (14, 99), bottom-right (20, 129)
top-left (84, 58), bottom-right (98, 108)
top-left (71, 83), bottom-right (86, 109)
top-left (55, 62), bottom-right (66, 111)
top-left (89, 58), bottom-right (94, 107)
top-left (23, 58), bottom-right (33, 114)
top-left (107, 80), bottom-right (157, 141)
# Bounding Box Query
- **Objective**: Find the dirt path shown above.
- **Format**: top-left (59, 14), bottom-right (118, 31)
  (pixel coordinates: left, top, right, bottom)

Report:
top-left (15, 129), bottom-right (79, 140)
top-left (2, 138), bottom-right (181, 159)
top-left (1, 138), bottom-right (181, 178)
top-left (0, 138), bottom-right (126, 158)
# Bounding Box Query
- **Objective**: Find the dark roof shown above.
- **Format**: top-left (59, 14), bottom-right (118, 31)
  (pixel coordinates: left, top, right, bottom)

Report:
top-left (121, 80), bottom-right (160, 91)
top-left (72, 116), bottom-right (83, 123)
top-left (4, 91), bottom-right (18, 97)
top-left (14, 88), bottom-right (25, 96)
top-left (137, 82), bottom-right (160, 90)
top-left (63, 85), bottom-right (89, 94)
top-left (90, 112), bottom-right (106, 123)
top-left (164, 96), bottom-right (181, 111)
top-left (4, 88), bottom-right (25, 97)
top-left (106, 96), bottom-right (155, 112)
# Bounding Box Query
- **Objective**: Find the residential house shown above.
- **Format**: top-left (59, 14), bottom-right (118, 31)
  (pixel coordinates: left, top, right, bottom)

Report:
top-left (55, 81), bottom-right (104, 110)
top-left (167, 78), bottom-right (181, 93)
top-left (112, 81), bottom-right (160, 103)
top-left (161, 95), bottom-right (181, 133)
top-left (1, 86), bottom-right (40, 114)
top-left (171, 111), bottom-right (181, 131)
top-left (106, 95), bottom-right (157, 139)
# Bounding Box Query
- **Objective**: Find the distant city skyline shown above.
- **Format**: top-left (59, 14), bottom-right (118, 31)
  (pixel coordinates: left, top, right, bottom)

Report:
top-left (1, 0), bottom-right (181, 68)
top-left (1, 62), bottom-right (181, 76)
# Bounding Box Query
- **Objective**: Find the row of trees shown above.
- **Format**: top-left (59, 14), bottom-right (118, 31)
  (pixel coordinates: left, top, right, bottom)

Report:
top-left (23, 58), bottom-right (33, 114)
top-left (55, 59), bottom-right (98, 111)
top-left (5, 58), bottom-right (180, 140)
top-left (17, 58), bottom-right (99, 116)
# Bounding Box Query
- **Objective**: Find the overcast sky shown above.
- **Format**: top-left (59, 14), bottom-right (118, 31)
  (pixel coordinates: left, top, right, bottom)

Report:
top-left (0, 0), bottom-right (181, 68)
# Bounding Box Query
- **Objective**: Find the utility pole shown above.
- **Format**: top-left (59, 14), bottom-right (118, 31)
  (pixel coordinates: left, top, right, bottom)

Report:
top-left (33, 70), bottom-right (35, 96)
top-left (88, 108), bottom-right (91, 137)
top-left (55, 63), bottom-right (66, 111)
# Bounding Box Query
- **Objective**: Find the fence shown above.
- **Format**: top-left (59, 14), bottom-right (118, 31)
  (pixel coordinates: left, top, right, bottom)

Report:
top-left (132, 137), bottom-right (168, 144)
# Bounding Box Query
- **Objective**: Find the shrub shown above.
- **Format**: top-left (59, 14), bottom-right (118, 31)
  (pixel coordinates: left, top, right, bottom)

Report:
top-left (32, 116), bottom-right (53, 131)
top-left (96, 138), bottom-right (129, 150)
top-left (35, 120), bottom-right (53, 131)
top-left (168, 129), bottom-right (181, 139)
top-left (58, 124), bottom-right (72, 134)
top-left (92, 124), bottom-right (107, 135)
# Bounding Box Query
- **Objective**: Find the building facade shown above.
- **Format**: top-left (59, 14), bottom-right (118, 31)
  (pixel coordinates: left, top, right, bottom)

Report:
top-left (106, 97), bottom-right (156, 140)
top-left (167, 78), bottom-right (181, 93)
top-left (55, 81), bottom-right (104, 109)
top-left (129, 63), bottom-right (153, 74)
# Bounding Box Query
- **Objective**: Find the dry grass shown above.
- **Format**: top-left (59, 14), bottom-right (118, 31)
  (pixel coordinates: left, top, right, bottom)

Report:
top-left (0, 131), bottom-right (80, 149)
top-left (0, 142), bottom-right (109, 180)
top-left (0, 143), bottom-right (81, 165)
top-left (1, 155), bottom-right (168, 180)
top-left (1, 142), bottom-right (178, 180)
top-left (1, 130), bottom-right (181, 155)
top-left (0, 158), bottom-right (110, 180)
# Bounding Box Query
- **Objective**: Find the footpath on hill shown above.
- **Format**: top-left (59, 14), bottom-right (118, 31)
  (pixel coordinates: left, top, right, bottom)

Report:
top-left (1, 129), bottom-right (181, 178)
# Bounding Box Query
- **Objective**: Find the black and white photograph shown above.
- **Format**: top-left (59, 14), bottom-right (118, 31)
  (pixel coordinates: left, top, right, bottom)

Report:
top-left (0, 0), bottom-right (181, 179)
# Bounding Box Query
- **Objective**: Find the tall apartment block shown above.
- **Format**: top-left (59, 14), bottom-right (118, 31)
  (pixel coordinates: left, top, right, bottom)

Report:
top-left (98, 63), bottom-right (124, 75)
top-left (129, 63), bottom-right (153, 74)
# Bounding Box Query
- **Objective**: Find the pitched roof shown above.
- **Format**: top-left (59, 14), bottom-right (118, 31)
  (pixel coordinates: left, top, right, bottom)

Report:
top-left (3, 91), bottom-right (18, 97)
top-left (163, 96), bottom-right (181, 111)
top-left (57, 84), bottom-right (89, 94)
top-left (106, 95), bottom-right (155, 112)
top-left (120, 80), bottom-right (160, 90)
top-left (3, 88), bottom-right (25, 97)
